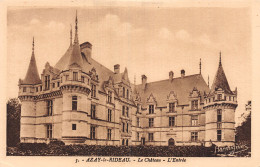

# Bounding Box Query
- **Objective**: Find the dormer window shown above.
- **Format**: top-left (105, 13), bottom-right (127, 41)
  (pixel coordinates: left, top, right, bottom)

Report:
top-left (108, 91), bottom-right (112, 103)
top-left (149, 105), bottom-right (154, 114)
top-left (91, 84), bottom-right (96, 97)
top-left (217, 94), bottom-right (222, 101)
top-left (191, 100), bottom-right (198, 110)
top-left (126, 89), bottom-right (129, 99)
top-left (45, 75), bottom-right (50, 90)
top-left (169, 103), bottom-right (175, 112)
top-left (123, 87), bottom-right (125, 98)
top-left (73, 72), bottom-right (78, 81)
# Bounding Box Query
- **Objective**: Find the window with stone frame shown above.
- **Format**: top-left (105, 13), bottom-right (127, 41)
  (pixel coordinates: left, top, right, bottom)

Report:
top-left (47, 100), bottom-right (53, 116)
top-left (90, 126), bottom-right (96, 139)
top-left (126, 89), bottom-right (129, 99)
top-left (126, 106), bottom-right (129, 117)
top-left (137, 117), bottom-right (140, 127)
top-left (169, 102), bottom-right (175, 112)
top-left (81, 76), bottom-right (85, 83)
top-left (149, 105), bottom-right (154, 114)
top-left (217, 109), bottom-right (222, 122)
top-left (137, 132), bottom-right (139, 141)
top-left (126, 123), bottom-right (129, 133)
top-left (107, 129), bottom-right (112, 140)
top-left (191, 115), bottom-right (198, 126)
top-left (148, 133), bottom-right (154, 141)
top-left (122, 122), bottom-right (125, 132)
top-left (217, 94), bottom-right (222, 101)
top-left (46, 124), bottom-right (52, 139)
top-left (149, 118), bottom-right (154, 128)
top-left (108, 109), bottom-right (112, 122)
top-left (122, 106), bottom-right (125, 116)
top-left (23, 87), bottom-right (26, 92)
top-left (72, 96), bottom-right (77, 110)
top-left (52, 83), bottom-right (55, 88)
top-left (126, 139), bottom-right (129, 146)
top-left (123, 87), bottom-right (125, 98)
top-left (217, 130), bottom-right (222, 141)
top-left (91, 104), bottom-right (96, 119)
top-left (191, 100), bottom-right (198, 110)
top-left (169, 117), bottom-right (175, 127)
top-left (191, 132), bottom-right (198, 142)
top-left (72, 124), bottom-right (76, 130)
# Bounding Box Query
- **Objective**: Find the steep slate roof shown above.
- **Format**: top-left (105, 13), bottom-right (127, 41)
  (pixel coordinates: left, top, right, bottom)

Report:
top-left (135, 74), bottom-right (210, 107)
top-left (22, 39), bottom-right (41, 85)
top-left (210, 57), bottom-right (233, 95)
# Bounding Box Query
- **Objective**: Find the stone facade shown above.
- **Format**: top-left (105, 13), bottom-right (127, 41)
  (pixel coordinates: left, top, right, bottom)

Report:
top-left (18, 14), bottom-right (237, 147)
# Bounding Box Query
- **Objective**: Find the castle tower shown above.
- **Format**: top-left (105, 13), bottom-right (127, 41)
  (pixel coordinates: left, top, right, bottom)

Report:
top-left (60, 12), bottom-right (92, 144)
top-left (18, 37), bottom-right (42, 143)
top-left (204, 53), bottom-right (237, 147)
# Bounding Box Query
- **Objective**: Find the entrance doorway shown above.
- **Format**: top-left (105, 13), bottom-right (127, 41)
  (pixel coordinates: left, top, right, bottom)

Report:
top-left (141, 137), bottom-right (145, 145)
top-left (168, 138), bottom-right (175, 146)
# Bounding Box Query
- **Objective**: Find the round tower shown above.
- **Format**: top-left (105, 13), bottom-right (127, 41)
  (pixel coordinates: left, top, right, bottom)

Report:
top-left (204, 53), bottom-right (237, 147)
top-left (18, 37), bottom-right (42, 143)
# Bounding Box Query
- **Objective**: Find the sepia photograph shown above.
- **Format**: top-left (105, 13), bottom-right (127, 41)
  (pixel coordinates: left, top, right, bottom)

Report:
top-left (1, 1), bottom-right (259, 166)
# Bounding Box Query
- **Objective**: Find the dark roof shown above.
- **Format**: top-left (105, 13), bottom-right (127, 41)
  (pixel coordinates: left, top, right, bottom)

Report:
top-left (135, 74), bottom-right (210, 107)
top-left (67, 42), bottom-right (83, 68)
top-left (22, 53), bottom-right (41, 85)
top-left (210, 63), bottom-right (233, 94)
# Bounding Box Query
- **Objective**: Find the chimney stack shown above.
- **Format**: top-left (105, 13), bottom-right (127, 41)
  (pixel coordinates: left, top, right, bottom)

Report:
top-left (169, 71), bottom-right (174, 81)
top-left (114, 64), bottom-right (120, 74)
top-left (142, 75), bottom-right (147, 90)
top-left (181, 69), bottom-right (185, 78)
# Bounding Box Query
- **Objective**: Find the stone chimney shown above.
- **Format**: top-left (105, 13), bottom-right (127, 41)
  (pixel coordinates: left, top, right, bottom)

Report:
top-left (169, 71), bottom-right (174, 81)
top-left (181, 69), bottom-right (185, 78)
top-left (142, 75), bottom-right (147, 90)
top-left (114, 64), bottom-right (120, 74)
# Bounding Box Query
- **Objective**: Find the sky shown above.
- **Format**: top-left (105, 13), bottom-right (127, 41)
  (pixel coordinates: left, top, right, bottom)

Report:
top-left (7, 7), bottom-right (251, 125)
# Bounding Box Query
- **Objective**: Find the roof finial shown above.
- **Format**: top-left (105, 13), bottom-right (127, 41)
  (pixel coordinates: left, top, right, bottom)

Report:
top-left (199, 58), bottom-right (201, 74)
top-left (32, 37), bottom-right (35, 54)
top-left (219, 51), bottom-right (222, 66)
top-left (208, 75), bottom-right (210, 87)
top-left (70, 24), bottom-right (72, 46)
top-left (74, 10), bottom-right (79, 44)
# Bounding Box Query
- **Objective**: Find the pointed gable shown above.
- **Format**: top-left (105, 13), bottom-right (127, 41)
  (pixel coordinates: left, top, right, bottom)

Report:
top-left (22, 38), bottom-right (41, 85)
top-left (210, 55), bottom-right (233, 94)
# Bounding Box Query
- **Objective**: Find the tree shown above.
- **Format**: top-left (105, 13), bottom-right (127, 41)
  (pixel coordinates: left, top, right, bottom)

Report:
top-left (235, 111), bottom-right (251, 144)
top-left (7, 98), bottom-right (21, 147)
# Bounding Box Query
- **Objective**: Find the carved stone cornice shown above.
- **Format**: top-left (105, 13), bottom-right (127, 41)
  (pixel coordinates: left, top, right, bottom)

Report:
top-left (60, 84), bottom-right (91, 95)
top-left (35, 90), bottom-right (63, 100)
top-left (203, 103), bottom-right (237, 111)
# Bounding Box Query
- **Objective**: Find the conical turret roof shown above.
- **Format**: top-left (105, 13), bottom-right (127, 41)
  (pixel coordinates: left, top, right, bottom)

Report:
top-left (210, 53), bottom-right (233, 94)
top-left (22, 38), bottom-right (41, 85)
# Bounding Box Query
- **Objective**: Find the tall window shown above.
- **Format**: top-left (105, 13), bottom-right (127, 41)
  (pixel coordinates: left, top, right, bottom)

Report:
top-left (149, 105), bottom-right (154, 114)
top-left (126, 123), bottom-right (129, 133)
top-left (126, 89), bottom-right (129, 99)
top-left (52, 83), bottom-right (55, 88)
top-left (73, 72), bottom-right (78, 81)
top-left (108, 91), bottom-right (112, 103)
top-left (148, 133), bottom-right (154, 141)
top-left (191, 132), bottom-right (198, 142)
top-left (122, 139), bottom-right (125, 145)
top-left (217, 130), bottom-right (222, 141)
top-left (108, 109), bottom-right (112, 122)
top-left (122, 122), bottom-right (125, 132)
top-left (137, 132), bottom-right (139, 141)
top-left (107, 129), bottom-right (112, 140)
top-left (91, 104), bottom-right (96, 119)
top-left (169, 117), bottom-right (175, 127)
top-left (123, 87), bottom-right (125, 98)
top-left (45, 75), bottom-right (50, 90)
top-left (46, 124), bottom-right (52, 139)
top-left (126, 107), bottom-right (129, 117)
top-left (66, 75), bottom-right (69, 81)
top-left (137, 117), bottom-right (140, 127)
top-left (126, 139), bottom-right (129, 146)
top-left (149, 118), bottom-right (154, 128)
top-left (47, 100), bottom-right (53, 116)
top-left (191, 100), bottom-right (198, 110)
top-left (81, 76), bottom-right (85, 83)
top-left (57, 82), bottom-right (60, 87)
top-left (169, 103), bottom-right (175, 112)
top-left (122, 106), bottom-right (125, 116)
top-left (90, 126), bottom-right (96, 139)
top-left (217, 109), bottom-right (222, 122)
top-left (72, 96), bottom-right (77, 110)
top-left (191, 115), bottom-right (198, 126)
top-left (91, 84), bottom-right (96, 97)
top-left (36, 87), bottom-right (38, 92)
